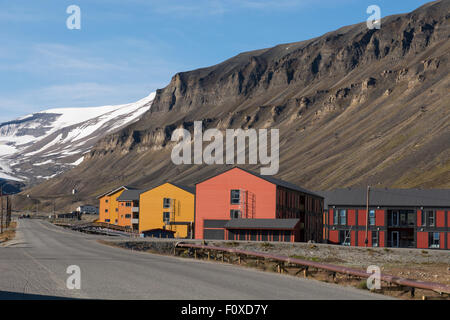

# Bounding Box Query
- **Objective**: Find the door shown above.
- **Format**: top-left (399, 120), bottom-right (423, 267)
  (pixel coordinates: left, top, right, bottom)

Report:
top-left (391, 231), bottom-right (399, 248)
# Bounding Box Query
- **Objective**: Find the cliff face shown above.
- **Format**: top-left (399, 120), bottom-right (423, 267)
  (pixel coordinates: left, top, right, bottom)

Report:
top-left (22, 1), bottom-right (450, 211)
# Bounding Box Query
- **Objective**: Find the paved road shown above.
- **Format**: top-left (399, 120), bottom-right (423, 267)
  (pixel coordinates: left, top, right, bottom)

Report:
top-left (0, 219), bottom-right (390, 300)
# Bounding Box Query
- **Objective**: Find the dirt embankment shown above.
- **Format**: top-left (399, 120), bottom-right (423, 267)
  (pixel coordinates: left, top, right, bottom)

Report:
top-left (0, 221), bottom-right (17, 244)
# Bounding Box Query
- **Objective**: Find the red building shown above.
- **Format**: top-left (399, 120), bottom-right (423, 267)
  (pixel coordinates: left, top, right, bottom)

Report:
top-left (195, 167), bottom-right (324, 242)
top-left (320, 189), bottom-right (450, 250)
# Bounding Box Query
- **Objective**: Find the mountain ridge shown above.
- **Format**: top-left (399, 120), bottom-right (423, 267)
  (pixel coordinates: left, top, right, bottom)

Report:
top-left (0, 92), bottom-right (155, 189)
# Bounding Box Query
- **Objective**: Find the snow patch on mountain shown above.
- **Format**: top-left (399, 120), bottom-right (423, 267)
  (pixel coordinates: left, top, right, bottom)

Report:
top-left (0, 92), bottom-right (155, 185)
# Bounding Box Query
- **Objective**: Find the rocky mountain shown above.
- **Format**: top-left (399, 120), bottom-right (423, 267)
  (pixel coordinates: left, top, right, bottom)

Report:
top-left (0, 93), bottom-right (155, 191)
top-left (21, 0), bottom-right (450, 212)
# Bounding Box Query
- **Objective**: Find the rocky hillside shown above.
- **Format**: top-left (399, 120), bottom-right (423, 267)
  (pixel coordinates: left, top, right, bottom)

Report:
top-left (21, 0), bottom-right (450, 211)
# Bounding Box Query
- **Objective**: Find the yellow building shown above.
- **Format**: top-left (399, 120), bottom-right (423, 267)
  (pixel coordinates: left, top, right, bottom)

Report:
top-left (97, 186), bottom-right (131, 225)
top-left (139, 183), bottom-right (195, 238)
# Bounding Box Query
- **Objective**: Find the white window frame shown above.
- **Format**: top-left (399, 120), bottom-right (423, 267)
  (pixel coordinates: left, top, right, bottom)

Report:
top-left (369, 210), bottom-right (376, 226)
top-left (339, 209), bottom-right (346, 226)
top-left (230, 190), bottom-right (241, 205)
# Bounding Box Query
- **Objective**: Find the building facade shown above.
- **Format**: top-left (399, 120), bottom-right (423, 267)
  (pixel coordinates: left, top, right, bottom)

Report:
top-left (139, 183), bottom-right (195, 238)
top-left (195, 167), bottom-right (324, 242)
top-left (320, 189), bottom-right (450, 250)
top-left (116, 190), bottom-right (143, 230)
top-left (76, 205), bottom-right (99, 215)
top-left (97, 186), bottom-right (130, 225)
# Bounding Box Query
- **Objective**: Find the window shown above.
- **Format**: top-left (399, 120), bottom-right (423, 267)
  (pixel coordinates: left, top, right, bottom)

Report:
top-left (105, 199), bottom-right (109, 203)
top-left (105, 209), bottom-right (108, 213)
top-left (333, 210), bottom-right (339, 225)
top-left (231, 190), bottom-right (241, 204)
top-left (163, 212), bottom-right (170, 223)
top-left (126, 202), bottom-right (132, 207)
top-left (272, 231), bottom-right (279, 242)
top-left (340, 230), bottom-right (350, 246)
top-left (369, 210), bottom-right (376, 226)
top-left (391, 211), bottom-right (399, 226)
top-left (429, 232), bottom-right (440, 248)
top-left (400, 212), bottom-right (407, 225)
top-left (427, 211), bottom-right (435, 227)
top-left (339, 209), bottom-right (346, 225)
top-left (372, 231), bottom-right (379, 247)
top-left (230, 210), bottom-right (241, 219)
top-left (125, 214), bottom-right (131, 219)
top-left (163, 198), bottom-right (171, 208)
top-left (105, 219), bottom-right (110, 223)
top-left (115, 208), bottom-right (118, 212)
top-left (283, 231), bottom-right (291, 242)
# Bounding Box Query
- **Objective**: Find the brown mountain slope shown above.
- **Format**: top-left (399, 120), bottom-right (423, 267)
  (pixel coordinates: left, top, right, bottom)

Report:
top-left (21, 0), bottom-right (450, 211)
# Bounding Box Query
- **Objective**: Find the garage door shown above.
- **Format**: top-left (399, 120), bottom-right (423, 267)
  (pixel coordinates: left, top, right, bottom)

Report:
top-left (203, 229), bottom-right (225, 240)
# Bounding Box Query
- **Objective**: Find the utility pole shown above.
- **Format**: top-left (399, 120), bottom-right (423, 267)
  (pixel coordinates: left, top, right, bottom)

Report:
top-left (0, 186), bottom-right (3, 234)
top-left (364, 186), bottom-right (371, 247)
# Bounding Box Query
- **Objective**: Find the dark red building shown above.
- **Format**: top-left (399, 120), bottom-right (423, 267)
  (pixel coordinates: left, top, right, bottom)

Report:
top-left (320, 189), bottom-right (450, 250)
top-left (195, 167), bottom-right (324, 242)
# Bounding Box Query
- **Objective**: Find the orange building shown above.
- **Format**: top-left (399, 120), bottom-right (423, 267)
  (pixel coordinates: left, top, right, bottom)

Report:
top-left (117, 190), bottom-right (144, 230)
top-left (139, 183), bottom-right (195, 238)
top-left (97, 186), bottom-right (132, 225)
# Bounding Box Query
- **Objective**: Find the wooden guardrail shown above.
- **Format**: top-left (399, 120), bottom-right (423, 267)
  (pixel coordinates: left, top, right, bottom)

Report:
top-left (175, 243), bottom-right (450, 297)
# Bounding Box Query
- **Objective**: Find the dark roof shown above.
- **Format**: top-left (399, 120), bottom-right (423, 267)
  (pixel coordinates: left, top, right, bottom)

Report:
top-left (224, 218), bottom-right (301, 230)
top-left (116, 189), bottom-right (144, 201)
top-left (195, 166), bottom-right (322, 198)
top-left (96, 186), bottom-right (131, 199)
top-left (318, 189), bottom-right (450, 208)
top-left (170, 183), bottom-right (195, 194)
top-left (141, 182), bottom-right (195, 195)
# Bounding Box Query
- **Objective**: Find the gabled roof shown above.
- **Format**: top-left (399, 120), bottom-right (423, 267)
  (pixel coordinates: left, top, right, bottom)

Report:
top-left (224, 218), bottom-right (301, 230)
top-left (195, 166), bottom-right (322, 198)
top-left (318, 188), bottom-right (450, 208)
top-left (116, 189), bottom-right (145, 201)
top-left (96, 186), bottom-right (136, 199)
top-left (141, 182), bottom-right (195, 195)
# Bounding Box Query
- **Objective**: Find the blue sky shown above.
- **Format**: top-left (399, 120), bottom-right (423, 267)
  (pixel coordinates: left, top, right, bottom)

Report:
top-left (0, 0), bottom-right (431, 122)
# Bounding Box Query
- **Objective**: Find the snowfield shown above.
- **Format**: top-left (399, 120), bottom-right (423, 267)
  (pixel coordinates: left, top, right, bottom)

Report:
top-left (0, 92), bottom-right (155, 183)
